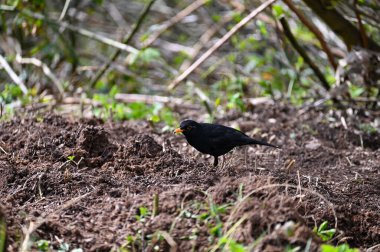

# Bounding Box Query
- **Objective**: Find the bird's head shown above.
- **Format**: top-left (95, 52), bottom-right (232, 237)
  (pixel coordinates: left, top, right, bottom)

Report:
top-left (174, 120), bottom-right (199, 136)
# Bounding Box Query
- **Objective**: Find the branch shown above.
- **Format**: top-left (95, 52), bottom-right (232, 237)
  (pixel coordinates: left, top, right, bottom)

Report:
top-left (282, 0), bottom-right (337, 70)
top-left (0, 54), bottom-right (28, 94)
top-left (302, 0), bottom-right (380, 51)
top-left (142, 0), bottom-right (208, 48)
top-left (62, 94), bottom-right (200, 110)
top-left (19, 9), bottom-right (138, 54)
top-left (58, 0), bottom-right (71, 21)
top-left (279, 17), bottom-right (330, 91)
top-left (114, 93), bottom-right (199, 109)
top-left (90, 0), bottom-right (156, 87)
top-left (353, 0), bottom-right (368, 48)
top-left (15, 55), bottom-right (64, 98)
top-left (179, 10), bottom-right (242, 72)
top-left (168, 0), bottom-right (277, 90)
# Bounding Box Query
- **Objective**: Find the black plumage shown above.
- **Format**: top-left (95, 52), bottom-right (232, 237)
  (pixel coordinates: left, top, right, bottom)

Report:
top-left (175, 119), bottom-right (278, 166)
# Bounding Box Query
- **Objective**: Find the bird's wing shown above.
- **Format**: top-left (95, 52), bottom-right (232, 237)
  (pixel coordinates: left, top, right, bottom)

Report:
top-left (203, 124), bottom-right (251, 148)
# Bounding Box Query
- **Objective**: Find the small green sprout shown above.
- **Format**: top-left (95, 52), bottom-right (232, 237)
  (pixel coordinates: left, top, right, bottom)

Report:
top-left (313, 221), bottom-right (336, 241)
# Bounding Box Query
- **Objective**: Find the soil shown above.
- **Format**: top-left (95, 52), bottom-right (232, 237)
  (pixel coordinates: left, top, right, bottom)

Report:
top-left (1, 105), bottom-right (379, 251)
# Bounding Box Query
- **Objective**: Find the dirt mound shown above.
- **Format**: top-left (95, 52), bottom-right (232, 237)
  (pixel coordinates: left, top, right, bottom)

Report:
top-left (67, 125), bottom-right (117, 167)
top-left (126, 134), bottom-right (163, 158)
top-left (1, 107), bottom-right (379, 251)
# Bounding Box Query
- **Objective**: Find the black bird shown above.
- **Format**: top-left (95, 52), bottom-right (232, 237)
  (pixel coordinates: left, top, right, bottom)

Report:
top-left (175, 119), bottom-right (279, 167)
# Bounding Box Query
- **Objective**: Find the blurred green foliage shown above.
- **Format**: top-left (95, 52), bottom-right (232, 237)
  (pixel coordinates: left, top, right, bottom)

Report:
top-left (320, 244), bottom-right (359, 252)
top-left (92, 92), bottom-right (177, 130)
top-left (0, 0), bottom-right (379, 121)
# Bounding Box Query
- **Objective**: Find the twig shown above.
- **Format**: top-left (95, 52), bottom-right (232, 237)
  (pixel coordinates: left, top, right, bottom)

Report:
top-left (366, 244), bottom-right (380, 252)
top-left (16, 94), bottom-right (200, 111)
top-left (90, 0), bottom-right (156, 87)
top-left (18, 9), bottom-right (138, 54)
top-left (296, 170), bottom-right (302, 197)
top-left (353, 0), bottom-right (368, 48)
top-left (0, 4), bottom-right (16, 11)
top-left (115, 93), bottom-right (183, 105)
top-left (168, 0), bottom-right (277, 90)
top-left (19, 192), bottom-right (92, 252)
top-left (0, 54), bottom-right (28, 94)
top-left (62, 97), bottom-right (102, 106)
top-left (114, 93), bottom-right (201, 110)
top-left (279, 17), bottom-right (330, 91)
top-left (107, 3), bottom-right (129, 28)
top-left (152, 193), bottom-right (159, 217)
top-left (142, 0), bottom-right (209, 48)
top-left (225, 183), bottom-right (338, 231)
top-left (247, 97), bottom-right (274, 106)
top-left (59, 0), bottom-right (71, 21)
top-left (282, 0), bottom-right (337, 70)
top-left (179, 10), bottom-right (241, 72)
top-left (15, 54), bottom-right (64, 98)
top-left (0, 145), bottom-right (9, 155)
top-left (160, 231), bottom-right (177, 252)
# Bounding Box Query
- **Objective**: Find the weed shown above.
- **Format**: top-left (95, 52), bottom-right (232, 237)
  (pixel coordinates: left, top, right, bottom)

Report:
top-left (0, 212), bottom-right (5, 252)
top-left (313, 221), bottom-right (335, 241)
top-left (135, 206), bottom-right (150, 223)
top-left (320, 243), bottom-right (359, 252)
top-left (35, 239), bottom-right (50, 251)
top-left (359, 123), bottom-right (378, 134)
top-left (66, 155), bottom-right (83, 168)
top-left (93, 93), bottom-right (177, 130)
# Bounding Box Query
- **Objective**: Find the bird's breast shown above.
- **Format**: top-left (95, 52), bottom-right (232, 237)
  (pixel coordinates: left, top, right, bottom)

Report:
top-left (185, 135), bottom-right (210, 154)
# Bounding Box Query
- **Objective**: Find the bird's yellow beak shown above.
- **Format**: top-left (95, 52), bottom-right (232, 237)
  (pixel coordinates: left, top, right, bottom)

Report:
top-left (174, 128), bottom-right (184, 134)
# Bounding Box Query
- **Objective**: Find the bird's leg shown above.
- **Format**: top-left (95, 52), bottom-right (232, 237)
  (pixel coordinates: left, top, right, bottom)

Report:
top-left (244, 146), bottom-right (248, 169)
top-left (213, 156), bottom-right (218, 167)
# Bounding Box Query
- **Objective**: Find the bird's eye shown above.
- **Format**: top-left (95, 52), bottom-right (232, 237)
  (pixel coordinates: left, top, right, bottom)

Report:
top-left (186, 126), bottom-right (193, 130)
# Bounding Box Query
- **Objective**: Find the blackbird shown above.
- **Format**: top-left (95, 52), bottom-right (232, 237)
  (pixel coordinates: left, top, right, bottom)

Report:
top-left (175, 119), bottom-right (279, 167)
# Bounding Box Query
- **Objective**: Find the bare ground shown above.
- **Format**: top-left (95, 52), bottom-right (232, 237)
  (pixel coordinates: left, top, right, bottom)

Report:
top-left (0, 104), bottom-right (379, 251)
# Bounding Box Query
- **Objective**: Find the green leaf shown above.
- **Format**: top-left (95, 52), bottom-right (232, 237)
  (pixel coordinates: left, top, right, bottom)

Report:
top-left (318, 221), bottom-right (328, 233)
top-left (314, 221), bottom-right (335, 241)
top-left (348, 85), bottom-right (365, 98)
top-left (320, 244), bottom-right (359, 252)
top-left (139, 207), bottom-right (149, 217)
top-left (359, 123), bottom-right (377, 134)
top-left (199, 212), bottom-right (209, 220)
top-left (212, 14), bottom-right (221, 22)
top-left (256, 20), bottom-right (267, 36)
top-left (138, 48), bottom-right (161, 64)
top-left (272, 4), bottom-right (284, 17)
top-left (214, 97), bottom-right (221, 107)
top-left (0, 213), bottom-right (5, 252)
top-left (35, 239), bottom-right (50, 251)
top-left (229, 241), bottom-right (246, 252)
top-left (209, 223), bottom-right (222, 237)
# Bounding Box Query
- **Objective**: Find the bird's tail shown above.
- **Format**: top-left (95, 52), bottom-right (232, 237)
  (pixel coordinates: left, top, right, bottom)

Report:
top-left (249, 139), bottom-right (279, 148)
